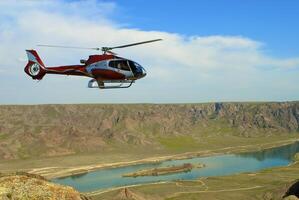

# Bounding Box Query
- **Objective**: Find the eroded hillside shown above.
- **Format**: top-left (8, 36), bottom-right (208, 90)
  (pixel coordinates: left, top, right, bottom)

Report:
top-left (0, 102), bottom-right (298, 160)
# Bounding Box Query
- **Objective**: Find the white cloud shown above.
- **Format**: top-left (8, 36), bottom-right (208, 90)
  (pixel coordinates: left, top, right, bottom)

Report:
top-left (0, 0), bottom-right (298, 104)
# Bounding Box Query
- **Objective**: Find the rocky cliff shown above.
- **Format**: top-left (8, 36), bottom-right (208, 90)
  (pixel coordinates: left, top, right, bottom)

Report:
top-left (0, 102), bottom-right (298, 160)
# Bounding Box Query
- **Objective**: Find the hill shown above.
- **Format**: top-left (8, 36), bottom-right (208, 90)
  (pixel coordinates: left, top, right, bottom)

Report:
top-left (0, 102), bottom-right (298, 160)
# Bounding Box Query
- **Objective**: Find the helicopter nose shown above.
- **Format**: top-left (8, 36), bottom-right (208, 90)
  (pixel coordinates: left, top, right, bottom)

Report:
top-left (141, 67), bottom-right (147, 77)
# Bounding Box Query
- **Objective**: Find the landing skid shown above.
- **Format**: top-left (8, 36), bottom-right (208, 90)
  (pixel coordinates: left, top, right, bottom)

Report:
top-left (88, 79), bottom-right (134, 89)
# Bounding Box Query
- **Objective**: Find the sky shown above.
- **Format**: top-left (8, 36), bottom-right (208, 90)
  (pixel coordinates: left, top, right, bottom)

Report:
top-left (0, 0), bottom-right (298, 104)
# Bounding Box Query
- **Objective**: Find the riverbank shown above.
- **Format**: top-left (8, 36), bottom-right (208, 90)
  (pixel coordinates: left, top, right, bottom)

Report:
top-left (26, 137), bottom-right (299, 180)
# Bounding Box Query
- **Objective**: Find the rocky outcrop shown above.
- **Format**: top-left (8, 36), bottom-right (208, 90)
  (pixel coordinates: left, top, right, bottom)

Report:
top-left (113, 188), bottom-right (147, 200)
top-left (0, 102), bottom-right (298, 160)
top-left (0, 172), bottom-right (89, 200)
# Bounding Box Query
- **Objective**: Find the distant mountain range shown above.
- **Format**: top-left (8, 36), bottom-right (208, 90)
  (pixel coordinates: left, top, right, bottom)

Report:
top-left (0, 102), bottom-right (298, 160)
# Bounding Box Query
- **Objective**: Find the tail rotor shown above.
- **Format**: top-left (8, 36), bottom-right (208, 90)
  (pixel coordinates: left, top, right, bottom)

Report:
top-left (24, 50), bottom-right (46, 80)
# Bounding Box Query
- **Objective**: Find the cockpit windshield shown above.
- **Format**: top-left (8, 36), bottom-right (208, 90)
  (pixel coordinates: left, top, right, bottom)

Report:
top-left (128, 60), bottom-right (143, 77)
top-left (128, 61), bottom-right (141, 69)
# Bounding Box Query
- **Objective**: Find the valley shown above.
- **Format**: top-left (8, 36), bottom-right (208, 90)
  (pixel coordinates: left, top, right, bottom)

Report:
top-left (0, 102), bottom-right (298, 199)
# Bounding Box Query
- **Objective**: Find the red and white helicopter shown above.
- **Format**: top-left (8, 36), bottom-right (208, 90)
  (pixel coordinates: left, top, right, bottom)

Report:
top-left (24, 39), bottom-right (162, 89)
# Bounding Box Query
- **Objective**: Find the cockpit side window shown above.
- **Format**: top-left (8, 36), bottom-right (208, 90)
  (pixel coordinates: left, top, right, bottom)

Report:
top-left (109, 60), bottom-right (130, 71)
top-left (109, 60), bottom-right (117, 68)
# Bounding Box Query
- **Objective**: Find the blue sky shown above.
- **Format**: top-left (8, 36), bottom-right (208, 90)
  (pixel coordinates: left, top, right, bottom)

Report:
top-left (0, 0), bottom-right (298, 104)
top-left (113, 0), bottom-right (299, 57)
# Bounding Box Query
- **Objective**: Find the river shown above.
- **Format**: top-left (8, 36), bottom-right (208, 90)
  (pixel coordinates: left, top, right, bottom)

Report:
top-left (53, 141), bottom-right (299, 192)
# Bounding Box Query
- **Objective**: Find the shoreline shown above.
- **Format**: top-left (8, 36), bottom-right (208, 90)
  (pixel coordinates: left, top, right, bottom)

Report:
top-left (30, 138), bottom-right (299, 180)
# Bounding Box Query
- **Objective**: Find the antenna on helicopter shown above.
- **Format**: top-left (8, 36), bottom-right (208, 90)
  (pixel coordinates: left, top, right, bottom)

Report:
top-left (37, 39), bottom-right (162, 54)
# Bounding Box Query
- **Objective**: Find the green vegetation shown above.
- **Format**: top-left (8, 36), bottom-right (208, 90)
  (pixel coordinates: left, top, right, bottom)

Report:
top-left (122, 163), bottom-right (197, 177)
top-left (0, 133), bottom-right (8, 140)
top-left (158, 136), bottom-right (200, 151)
top-left (16, 147), bottom-right (30, 160)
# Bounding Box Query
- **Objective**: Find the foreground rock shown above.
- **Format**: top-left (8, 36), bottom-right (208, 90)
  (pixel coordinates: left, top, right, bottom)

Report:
top-left (0, 172), bottom-right (89, 200)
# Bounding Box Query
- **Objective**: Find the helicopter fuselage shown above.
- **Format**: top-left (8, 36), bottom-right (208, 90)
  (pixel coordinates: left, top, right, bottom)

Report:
top-left (45, 54), bottom-right (146, 80)
top-left (24, 50), bottom-right (147, 89)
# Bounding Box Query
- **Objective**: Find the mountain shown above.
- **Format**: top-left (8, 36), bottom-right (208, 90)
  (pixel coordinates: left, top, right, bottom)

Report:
top-left (0, 102), bottom-right (298, 160)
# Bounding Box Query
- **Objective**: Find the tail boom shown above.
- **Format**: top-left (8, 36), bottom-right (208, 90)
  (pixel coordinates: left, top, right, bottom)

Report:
top-left (25, 50), bottom-right (88, 80)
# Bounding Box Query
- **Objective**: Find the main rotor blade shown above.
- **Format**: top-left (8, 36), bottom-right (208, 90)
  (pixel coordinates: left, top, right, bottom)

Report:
top-left (38, 39), bottom-right (162, 52)
top-left (108, 39), bottom-right (162, 50)
top-left (37, 44), bottom-right (100, 51)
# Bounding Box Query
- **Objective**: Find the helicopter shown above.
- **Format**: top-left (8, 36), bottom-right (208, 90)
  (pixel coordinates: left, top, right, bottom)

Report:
top-left (24, 39), bottom-right (162, 89)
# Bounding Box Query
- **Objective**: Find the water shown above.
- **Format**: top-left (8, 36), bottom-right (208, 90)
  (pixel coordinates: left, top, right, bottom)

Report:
top-left (53, 141), bottom-right (299, 192)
